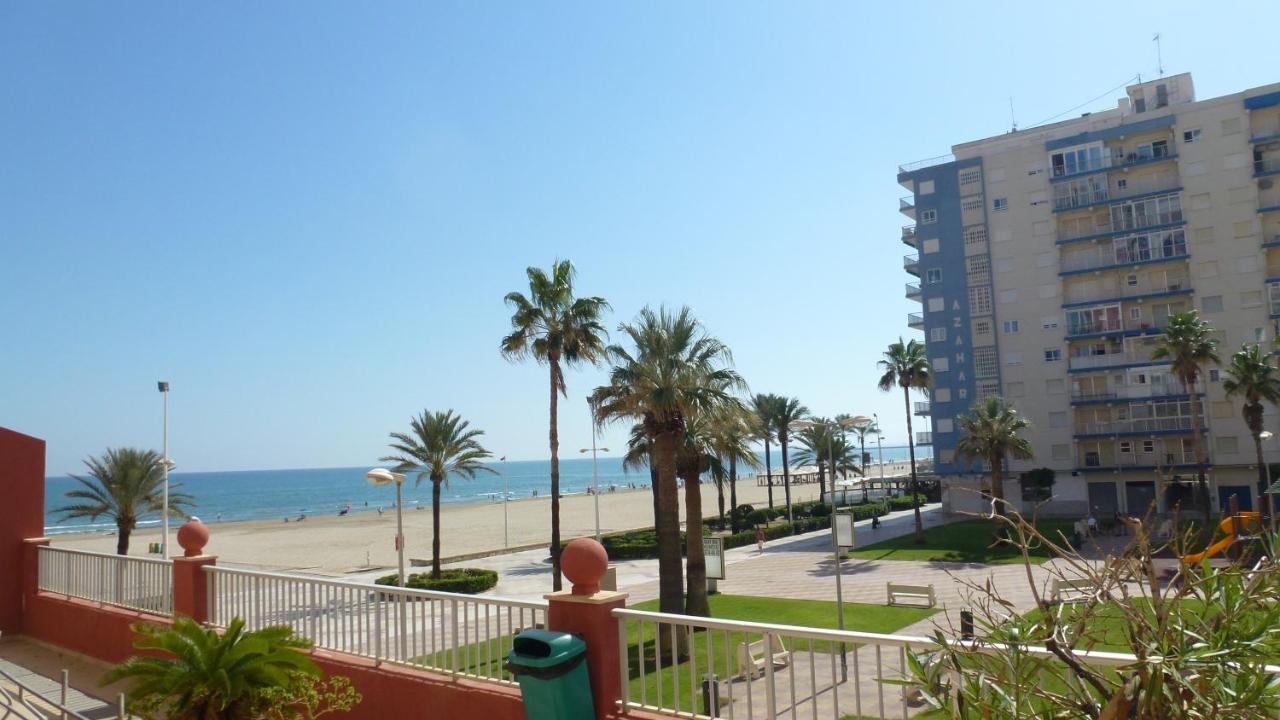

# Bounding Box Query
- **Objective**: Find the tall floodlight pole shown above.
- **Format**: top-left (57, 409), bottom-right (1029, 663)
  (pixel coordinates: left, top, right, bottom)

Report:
top-left (874, 412), bottom-right (886, 491)
top-left (500, 456), bottom-right (509, 547)
top-left (581, 400), bottom-right (609, 541)
top-left (158, 381), bottom-right (171, 558)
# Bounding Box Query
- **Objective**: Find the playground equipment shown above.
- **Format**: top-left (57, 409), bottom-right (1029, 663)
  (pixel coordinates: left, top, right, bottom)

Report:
top-left (1181, 511), bottom-right (1263, 564)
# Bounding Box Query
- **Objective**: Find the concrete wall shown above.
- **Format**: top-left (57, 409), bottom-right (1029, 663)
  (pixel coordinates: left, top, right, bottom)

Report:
top-left (1, 427), bottom-right (45, 635)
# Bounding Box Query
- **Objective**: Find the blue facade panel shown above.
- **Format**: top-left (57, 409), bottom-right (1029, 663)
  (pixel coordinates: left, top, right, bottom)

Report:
top-left (1245, 91), bottom-right (1280, 111)
top-left (1044, 115), bottom-right (1176, 151)
top-left (902, 159), bottom-right (984, 475)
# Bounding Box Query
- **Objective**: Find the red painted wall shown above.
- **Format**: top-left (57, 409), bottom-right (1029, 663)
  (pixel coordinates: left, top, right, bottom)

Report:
top-left (0, 427), bottom-right (45, 635)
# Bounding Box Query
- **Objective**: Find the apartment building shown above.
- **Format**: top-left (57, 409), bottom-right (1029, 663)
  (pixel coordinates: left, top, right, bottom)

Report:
top-left (897, 73), bottom-right (1280, 518)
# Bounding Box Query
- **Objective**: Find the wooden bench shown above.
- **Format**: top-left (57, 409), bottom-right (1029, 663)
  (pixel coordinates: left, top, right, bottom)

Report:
top-left (735, 634), bottom-right (790, 679)
top-left (1049, 578), bottom-right (1097, 604)
top-left (886, 582), bottom-right (936, 608)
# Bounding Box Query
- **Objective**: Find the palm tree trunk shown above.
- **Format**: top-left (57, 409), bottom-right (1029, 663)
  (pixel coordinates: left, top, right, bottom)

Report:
top-left (432, 478), bottom-right (443, 578)
top-left (729, 455), bottom-right (739, 534)
top-left (989, 452), bottom-right (1007, 544)
top-left (903, 385), bottom-right (923, 543)
top-left (818, 459), bottom-right (826, 506)
top-left (683, 465), bottom-right (709, 617)
top-left (653, 431), bottom-right (685, 659)
top-left (781, 433), bottom-right (793, 524)
top-left (1250, 405), bottom-right (1270, 524)
top-left (764, 438), bottom-right (774, 509)
top-left (716, 475), bottom-right (726, 530)
top-left (548, 359), bottom-right (563, 592)
top-left (1186, 371), bottom-right (1211, 527)
top-left (116, 521), bottom-right (131, 555)
top-left (649, 461), bottom-right (660, 527)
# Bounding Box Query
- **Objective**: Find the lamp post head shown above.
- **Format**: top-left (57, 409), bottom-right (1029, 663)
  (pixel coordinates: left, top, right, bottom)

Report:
top-left (157, 381), bottom-right (169, 393)
top-left (159, 459), bottom-right (177, 472)
top-left (366, 468), bottom-right (406, 486)
top-left (1262, 431), bottom-right (1275, 441)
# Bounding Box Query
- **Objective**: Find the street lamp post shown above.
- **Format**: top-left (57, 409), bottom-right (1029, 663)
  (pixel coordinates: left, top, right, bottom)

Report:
top-left (500, 456), bottom-right (509, 548)
top-left (1261, 431), bottom-right (1275, 526)
top-left (580, 443), bottom-right (611, 541)
top-left (873, 412), bottom-right (886, 490)
top-left (366, 468), bottom-right (408, 586)
top-left (158, 381), bottom-right (171, 558)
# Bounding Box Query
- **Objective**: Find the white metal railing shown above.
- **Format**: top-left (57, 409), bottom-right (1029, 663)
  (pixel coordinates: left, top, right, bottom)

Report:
top-left (1258, 158), bottom-right (1280, 175)
top-left (1075, 416), bottom-right (1196, 436)
top-left (1060, 233), bottom-right (1188, 273)
top-left (0, 665), bottom-right (126, 720)
top-left (1062, 277), bottom-right (1191, 305)
top-left (37, 545), bottom-right (173, 616)
top-left (1080, 450), bottom-right (1198, 469)
top-left (203, 566), bottom-right (546, 686)
top-left (1071, 380), bottom-right (1191, 401)
top-left (612, 608), bottom-right (1151, 720)
top-left (898, 154), bottom-right (953, 174)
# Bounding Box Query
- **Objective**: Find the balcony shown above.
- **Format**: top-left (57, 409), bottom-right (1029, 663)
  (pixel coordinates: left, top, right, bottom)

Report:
top-left (903, 253), bottom-right (920, 276)
top-left (1070, 380), bottom-right (1192, 403)
top-left (1062, 277), bottom-right (1192, 307)
top-left (1054, 175), bottom-right (1181, 213)
top-left (1059, 231), bottom-right (1188, 274)
top-left (905, 282), bottom-right (921, 301)
top-left (915, 431), bottom-right (932, 446)
top-left (1256, 157), bottom-right (1280, 178)
top-left (901, 224), bottom-right (918, 248)
top-left (907, 312), bottom-right (924, 331)
top-left (1051, 143), bottom-right (1176, 181)
top-left (1074, 415), bottom-right (1197, 437)
top-left (1078, 449), bottom-right (1199, 471)
top-left (900, 195), bottom-right (916, 219)
top-left (914, 401), bottom-right (931, 416)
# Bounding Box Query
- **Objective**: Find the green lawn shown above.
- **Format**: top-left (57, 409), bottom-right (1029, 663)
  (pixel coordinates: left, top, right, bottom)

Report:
top-left (845, 519), bottom-right (1077, 565)
top-left (624, 594), bottom-right (937, 713)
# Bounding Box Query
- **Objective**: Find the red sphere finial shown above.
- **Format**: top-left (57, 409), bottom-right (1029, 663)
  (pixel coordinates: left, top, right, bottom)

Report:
top-left (177, 517), bottom-right (210, 557)
top-left (561, 537), bottom-right (609, 595)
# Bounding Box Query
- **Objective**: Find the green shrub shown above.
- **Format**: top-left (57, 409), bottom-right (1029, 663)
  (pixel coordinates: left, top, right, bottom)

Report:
top-left (809, 503), bottom-right (832, 518)
top-left (375, 568), bottom-right (498, 594)
top-left (747, 508), bottom-right (771, 526)
top-left (732, 504), bottom-right (754, 519)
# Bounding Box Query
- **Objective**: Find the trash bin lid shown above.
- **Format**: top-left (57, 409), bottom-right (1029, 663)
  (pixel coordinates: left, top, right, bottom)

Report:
top-left (506, 629), bottom-right (586, 668)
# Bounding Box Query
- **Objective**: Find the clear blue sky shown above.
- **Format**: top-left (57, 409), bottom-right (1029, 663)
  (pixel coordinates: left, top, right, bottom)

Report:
top-left (3, 2), bottom-right (1277, 474)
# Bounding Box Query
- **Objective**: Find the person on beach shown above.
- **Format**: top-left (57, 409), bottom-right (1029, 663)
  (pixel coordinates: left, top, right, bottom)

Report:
top-left (755, 528), bottom-right (765, 553)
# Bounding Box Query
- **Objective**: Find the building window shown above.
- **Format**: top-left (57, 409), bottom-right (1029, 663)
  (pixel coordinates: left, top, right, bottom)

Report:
top-left (1130, 307), bottom-right (1143, 321)
top-left (993, 198), bottom-right (1008, 211)
top-left (1119, 441), bottom-right (1133, 454)
top-left (974, 347), bottom-right (998, 378)
top-left (934, 388), bottom-right (951, 402)
top-left (974, 319), bottom-right (992, 336)
top-left (1142, 440), bottom-right (1155, 454)
top-left (999, 290), bottom-right (1017, 304)
top-left (961, 197), bottom-right (983, 212)
top-left (1126, 273), bottom-right (1139, 287)
top-left (930, 327), bottom-right (947, 342)
top-left (923, 238), bottom-right (940, 254)
top-left (918, 179), bottom-right (935, 195)
top-left (920, 209), bottom-right (937, 224)
top-left (969, 286), bottom-right (993, 315)
top-left (1049, 412), bottom-right (1068, 428)
top-left (967, 256), bottom-right (991, 284)
top-left (936, 418), bottom-right (954, 433)
top-left (1005, 351), bottom-right (1023, 366)
top-left (963, 225), bottom-right (987, 247)
top-left (959, 168), bottom-right (981, 185)
top-left (1042, 317), bottom-right (1059, 331)
top-left (1051, 444), bottom-right (1070, 461)
top-left (1242, 291), bottom-right (1263, 309)
top-left (926, 268), bottom-right (942, 284)
top-left (1209, 368), bottom-right (1221, 382)
top-left (1044, 348), bottom-right (1062, 362)
top-left (1002, 320), bottom-right (1020, 334)
top-left (933, 356), bottom-right (949, 372)
top-left (1202, 295), bottom-right (1224, 313)
top-left (1221, 117), bottom-right (1242, 136)
top-left (927, 297), bottom-right (944, 312)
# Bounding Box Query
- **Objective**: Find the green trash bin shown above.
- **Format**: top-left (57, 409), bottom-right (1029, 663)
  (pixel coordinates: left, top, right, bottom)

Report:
top-left (505, 629), bottom-right (594, 720)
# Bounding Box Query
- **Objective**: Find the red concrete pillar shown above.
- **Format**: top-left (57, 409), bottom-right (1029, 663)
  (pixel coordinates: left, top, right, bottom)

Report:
top-left (1, 428), bottom-right (46, 635)
top-left (173, 518), bottom-right (215, 622)
top-left (21, 538), bottom-right (50, 611)
top-left (546, 538), bottom-right (628, 720)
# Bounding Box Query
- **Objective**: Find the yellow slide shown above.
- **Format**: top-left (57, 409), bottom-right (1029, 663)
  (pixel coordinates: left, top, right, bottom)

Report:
top-left (1181, 512), bottom-right (1262, 564)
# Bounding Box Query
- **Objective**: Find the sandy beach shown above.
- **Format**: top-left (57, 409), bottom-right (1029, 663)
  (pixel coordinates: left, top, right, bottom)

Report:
top-left (48, 461), bottom-right (923, 574)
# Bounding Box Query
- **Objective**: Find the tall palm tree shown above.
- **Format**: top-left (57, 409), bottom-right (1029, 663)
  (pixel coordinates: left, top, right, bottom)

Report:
top-left (676, 413), bottom-right (716, 617)
top-left (878, 338), bottom-right (932, 543)
top-left (792, 419), bottom-right (834, 504)
top-left (954, 396), bottom-right (1034, 529)
top-left (381, 410), bottom-right (495, 578)
top-left (622, 422), bottom-right (661, 525)
top-left (1152, 311), bottom-right (1220, 525)
top-left (57, 448), bottom-right (194, 555)
top-left (849, 417), bottom-right (881, 501)
top-left (592, 306), bottom-right (743, 630)
top-left (751, 394), bottom-right (782, 509)
top-left (501, 259), bottom-right (610, 591)
top-left (770, 397), bottom-right (809, 524)
top-left (709, 406), bottom-right (762, 533)
top-left (1222, 342), bottom-right (1280, 519)
top-left (103, 616), bottom-right (334, 720)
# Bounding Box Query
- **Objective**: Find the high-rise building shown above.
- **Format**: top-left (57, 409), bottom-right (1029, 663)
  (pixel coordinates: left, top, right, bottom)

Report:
top-left (897, 73), bottom-right (1280, 519)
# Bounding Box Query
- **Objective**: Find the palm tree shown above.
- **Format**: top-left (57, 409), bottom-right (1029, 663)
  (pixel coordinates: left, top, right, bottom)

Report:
top-left (849, 417), bottom-right (881, 501)
top-left (792, 419), bottom-right (834, 504)
top-left (878, 338), bottom-right (932, 543)
top-left (103, 616), bottom-right (345, 720)
top-left (751, 394), bottom-right (782, 509)
top-left (57, 448), bottom-right (193, 555)
top-left (709, 406), bottom-right (762, 533)
top-left (1152, 311), bottom-right (1220, 525)
top-left (1222, 343), bottom-right (1280, 520)
top-left (592, 306), bottom-right (743, 630)
top-left (770, 397), bottom-right (809, 524)
top-left (381, 410), bottom-right (495, 578)
top-left (622, 422), bottom-right (661, 526)
top-left (954, 396), bottom-right (1034, 531)
top-left (501, 259), bottom-right (610, 591)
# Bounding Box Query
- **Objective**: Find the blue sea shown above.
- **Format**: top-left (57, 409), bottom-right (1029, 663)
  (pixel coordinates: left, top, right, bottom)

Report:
top-left (43, 447), bottom-right (928, 535)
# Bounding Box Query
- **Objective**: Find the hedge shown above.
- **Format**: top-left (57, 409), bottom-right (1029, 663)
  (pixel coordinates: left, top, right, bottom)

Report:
top-left (374, 568), bottom-right (498, 594)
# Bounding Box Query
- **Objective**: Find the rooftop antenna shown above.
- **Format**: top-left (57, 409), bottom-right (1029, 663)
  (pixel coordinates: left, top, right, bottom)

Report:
top-left (1008, 96), bottom-right (1017, 133)
top-left (1153, 33), bottom-right (1164, 77)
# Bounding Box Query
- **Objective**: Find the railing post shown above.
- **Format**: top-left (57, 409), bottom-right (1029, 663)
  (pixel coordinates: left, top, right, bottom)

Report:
top-left (546, 538), bottom-right (628, 720)
top-left (172, 518), bottom-right (215, 622)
